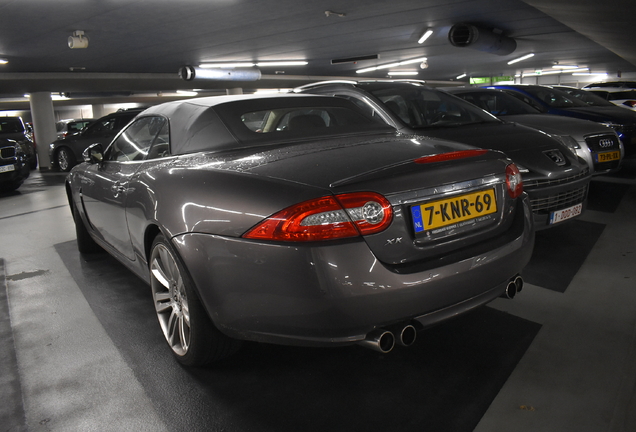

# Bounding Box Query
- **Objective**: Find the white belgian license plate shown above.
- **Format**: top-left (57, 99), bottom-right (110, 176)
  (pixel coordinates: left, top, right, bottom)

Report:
top-left (549, 203), bottom-right (583, 224)
top-left (0, 165), bottom-right (15, 173)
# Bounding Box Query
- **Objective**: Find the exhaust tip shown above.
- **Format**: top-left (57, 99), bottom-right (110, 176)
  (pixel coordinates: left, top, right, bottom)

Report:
top-left (514, 275), bottom-right (523, 293)
top-left (504, 281), bottom-right (517, 299)
top-left (358, 329), bottom-right (395, 353)
top-left (396, 324), bottom-right (417, 347)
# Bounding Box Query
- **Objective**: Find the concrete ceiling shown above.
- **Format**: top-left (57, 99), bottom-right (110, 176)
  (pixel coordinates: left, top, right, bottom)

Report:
top-left (0, 0), bottom-right (634, 110)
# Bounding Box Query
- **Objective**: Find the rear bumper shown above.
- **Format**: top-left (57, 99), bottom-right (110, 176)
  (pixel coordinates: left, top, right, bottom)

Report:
top-left (172, 195), bottom-right (534, 347)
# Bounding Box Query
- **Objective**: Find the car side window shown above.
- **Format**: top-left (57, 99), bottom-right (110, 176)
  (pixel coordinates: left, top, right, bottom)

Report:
top-left (145, 121), bottom-right (170, 160)
top-left (104, 117), bottom-right (166, 162)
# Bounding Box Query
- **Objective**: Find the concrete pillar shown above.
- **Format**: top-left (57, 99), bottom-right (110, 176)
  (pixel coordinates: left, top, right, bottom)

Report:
top-left (92, 104), bottom-right (106, 119)
top-left (29, 92), bottom-right (57, 170)
top-left (226, 88), bottom-right (243, 95)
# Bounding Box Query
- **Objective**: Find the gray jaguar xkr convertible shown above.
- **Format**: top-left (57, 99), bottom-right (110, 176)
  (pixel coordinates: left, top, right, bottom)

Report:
top-left (66, 94), bottom-right (534, 366)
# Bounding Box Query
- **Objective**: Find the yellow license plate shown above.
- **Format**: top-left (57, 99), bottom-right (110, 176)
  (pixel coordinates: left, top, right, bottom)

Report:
top-left (595, 151), bottom-right (620, 163)
top-left (411, 189), bottom-right (498, 233)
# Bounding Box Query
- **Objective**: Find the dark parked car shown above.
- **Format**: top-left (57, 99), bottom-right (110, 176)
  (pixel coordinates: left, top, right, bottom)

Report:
top-left (446, 87), bottom-right (623, 174)
top-left (56, 118), bottom-right (94, 139)
top-left (297, 80), bottom-right (592, 230)
top-left (554, 85), bottom-right (636, 113)
top-left (66, 94), bottom-right (534, 365)
top-left (0, 117), bottom-right (37, 169)
top-left (488, 84), bottom-right (636, 156)
top-left (50, 108), bottom-right (144, 171)
top-left (0, 138), bottom-right (30, 192)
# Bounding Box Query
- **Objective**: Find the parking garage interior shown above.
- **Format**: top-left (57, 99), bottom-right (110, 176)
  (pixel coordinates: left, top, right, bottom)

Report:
top-left (2, 1), bottom-right (636, 431)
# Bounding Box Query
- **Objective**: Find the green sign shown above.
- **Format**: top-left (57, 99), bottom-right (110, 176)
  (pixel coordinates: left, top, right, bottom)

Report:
top-left (469, 76), bottom-right (514, 84)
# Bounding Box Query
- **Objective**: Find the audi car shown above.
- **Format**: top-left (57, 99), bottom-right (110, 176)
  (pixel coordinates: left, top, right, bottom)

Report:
top-left (445, 87), bottom-right (623, 174)
top-left (488, 84), bottom-right (636, 156)
top-left (297, 80), bottom-right (592, 230)
top-left (66, 94), bottom-right (534, 366)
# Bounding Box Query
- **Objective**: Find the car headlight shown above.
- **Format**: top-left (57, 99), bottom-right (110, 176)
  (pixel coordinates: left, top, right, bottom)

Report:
top-left (551, 134), bottom-right (580, 156)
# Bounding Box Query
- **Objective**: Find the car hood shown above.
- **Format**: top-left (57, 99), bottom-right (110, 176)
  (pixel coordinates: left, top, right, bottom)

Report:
top-left (0, 132), bottom-right (28, 143)
top-left (560, 106), bottom-right (636, 124)
top-left (502, 114), bottom-right (613, 139)
top-left (401, 122), bottom-right (586, 180)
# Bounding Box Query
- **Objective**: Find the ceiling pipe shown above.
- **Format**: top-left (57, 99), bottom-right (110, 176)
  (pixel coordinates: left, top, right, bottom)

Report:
top-left (448, 23), bottom-right (516, 56)
top-left (179, 65), bottom-right (261, 82)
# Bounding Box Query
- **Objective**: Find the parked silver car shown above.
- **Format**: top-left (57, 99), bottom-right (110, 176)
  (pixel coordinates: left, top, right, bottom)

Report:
top-left (445, 87), bottom-right (624, 174)
top-left (55, 118), bottom-right (93, 139)
top-left (66, 94), bottom-right (534, 366)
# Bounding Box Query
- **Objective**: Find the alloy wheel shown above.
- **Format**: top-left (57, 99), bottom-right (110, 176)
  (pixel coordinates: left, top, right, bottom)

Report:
top-left (150, 243), bottom-right (191, 356)
top-left (57, 148), bottom-right (71, 171)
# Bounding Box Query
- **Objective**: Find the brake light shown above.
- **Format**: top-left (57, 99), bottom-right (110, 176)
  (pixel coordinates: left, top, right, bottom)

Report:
top-left (506, 163), bottom-right (523, 198)
top-left (624, 100), bottom-right (636, 108)
top-left (415, 149), bottom-right (489, 164)
top-left (243, 192), bottom-right (393, 242)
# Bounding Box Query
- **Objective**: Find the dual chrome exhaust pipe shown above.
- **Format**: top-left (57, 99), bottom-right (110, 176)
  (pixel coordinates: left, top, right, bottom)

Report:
top-left (359, 275), bottom-right (524, 354)
top-left (502, 274), bottom-right (524, 299)
top-left (358, 323), bottom-right (417, 354)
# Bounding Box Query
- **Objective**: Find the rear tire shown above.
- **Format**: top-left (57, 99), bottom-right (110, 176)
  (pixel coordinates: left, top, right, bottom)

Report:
top-left (73, 203), bottom-right (102, 254)
top-left (149, 234), bottom-right (241, 366)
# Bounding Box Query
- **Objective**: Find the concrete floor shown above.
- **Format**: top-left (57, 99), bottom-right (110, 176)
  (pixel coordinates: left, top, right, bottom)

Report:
top-left (1, 161), bottom-right (635, 432)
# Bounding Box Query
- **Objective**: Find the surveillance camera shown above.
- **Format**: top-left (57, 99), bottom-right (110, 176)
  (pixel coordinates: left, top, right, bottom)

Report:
top-left (68, 31), bottom-right (88, 49)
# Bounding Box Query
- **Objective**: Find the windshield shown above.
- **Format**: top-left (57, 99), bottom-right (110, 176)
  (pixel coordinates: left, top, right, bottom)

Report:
top-left (0, 118), bottom-right (25, 134)
top-left (452, 90), bottom-right (541, 116)
top-left (365, 84), bottom-right (499, 129)
top-left (556, 87), bottom-right (617, 107)
top-left (521, 87), bottom-right (591, 108)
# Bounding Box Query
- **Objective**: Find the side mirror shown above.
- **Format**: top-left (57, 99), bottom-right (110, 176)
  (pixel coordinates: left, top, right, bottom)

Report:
top-left (83, 143), bottom-right (104, 164)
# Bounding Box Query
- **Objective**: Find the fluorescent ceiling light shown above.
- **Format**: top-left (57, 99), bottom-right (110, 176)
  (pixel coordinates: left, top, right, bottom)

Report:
top-left (0, 58), bottom-right (8, 65)
top-left (507, 53), bottom-right (534, 65)
top-left (200, 61), bottom-right (307, 68)
top-left (418, 29), bottom-right (433, 44)
top-left (357, 57), bottom-right (427, 74)
top-left (552, 64), bottom-right (578, 69)
top-left (388, 71), bottom-right (419, 76)
top-left (573, 72), bottom-right (608, 77)
top-left (176, 90), bottom-right (199, 96)
top-left (257, 61), bottom-right (307, 66)
top-left (456, 73), bottom-right (467, 79)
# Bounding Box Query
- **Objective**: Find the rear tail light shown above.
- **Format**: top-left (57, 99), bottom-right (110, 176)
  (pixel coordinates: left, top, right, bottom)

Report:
top-left (624, 100), bottom-right (636, 108)
top-left (243, 192), bottom-right (393, 242)
top-left (415, 149), bottom-right (489, 164)
top-left (506, 163), bottom-right (523, 198)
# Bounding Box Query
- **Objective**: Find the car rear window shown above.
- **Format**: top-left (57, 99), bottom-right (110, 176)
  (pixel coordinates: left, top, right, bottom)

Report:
top-left (240, 106), bottom-right (379, 133)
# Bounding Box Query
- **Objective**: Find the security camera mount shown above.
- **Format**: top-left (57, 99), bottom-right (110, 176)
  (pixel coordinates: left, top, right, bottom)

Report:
top-left (68, 30), bottom-right (89, 49)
